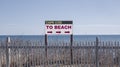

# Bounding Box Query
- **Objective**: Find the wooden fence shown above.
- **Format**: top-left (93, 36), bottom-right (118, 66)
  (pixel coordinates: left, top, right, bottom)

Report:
top-left (0, 37), bottom-right (120, 67)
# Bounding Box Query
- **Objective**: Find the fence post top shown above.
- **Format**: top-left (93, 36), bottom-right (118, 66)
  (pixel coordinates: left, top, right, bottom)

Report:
top-left (7, 37), bottom-right (11, 44)
top-left (96, 37), bottom-right (99, 41)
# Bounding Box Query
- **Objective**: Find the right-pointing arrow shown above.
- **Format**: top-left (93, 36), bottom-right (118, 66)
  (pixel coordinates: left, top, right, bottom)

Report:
top-left (47, 31), bottom-right (52, 33)
top-left (65, 31), bottom-right (70, 33)
top-left (56, 31), bottom-right (61, 33)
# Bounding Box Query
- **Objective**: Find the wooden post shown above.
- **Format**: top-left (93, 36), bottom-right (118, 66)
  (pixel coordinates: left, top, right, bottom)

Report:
top-left (96, 37), bottom-right (99, 67)
top-left (45, 34), bottom-right (48, 67)
top-left (70, 34), bottom-right (73, 65)
top-left (6, 37), bottom-right (10, 67)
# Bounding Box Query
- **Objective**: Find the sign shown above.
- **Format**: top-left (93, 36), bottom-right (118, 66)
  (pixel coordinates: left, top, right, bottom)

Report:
top-left (45, 21), bottom-right (73, 35)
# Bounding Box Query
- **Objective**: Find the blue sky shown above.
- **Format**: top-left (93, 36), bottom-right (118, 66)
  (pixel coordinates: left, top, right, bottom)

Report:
top-left (0, 0), bottom-right (120, 35)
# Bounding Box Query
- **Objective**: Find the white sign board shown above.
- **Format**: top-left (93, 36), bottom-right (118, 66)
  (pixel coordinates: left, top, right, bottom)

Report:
top-left (45, 21), bottom-right (73, 35)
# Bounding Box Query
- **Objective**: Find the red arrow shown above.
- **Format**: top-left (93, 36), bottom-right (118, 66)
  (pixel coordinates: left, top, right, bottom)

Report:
top-left (65, 31), bottom-right (70, 33)
top-left (56, 31), bottom-right (61, 33)
top-left (47, 31), bottom-right (52, 33)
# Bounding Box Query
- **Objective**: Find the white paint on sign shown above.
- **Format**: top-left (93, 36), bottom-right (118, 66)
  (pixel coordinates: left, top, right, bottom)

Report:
top-left (45, 24), bottom-right (72, 35)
